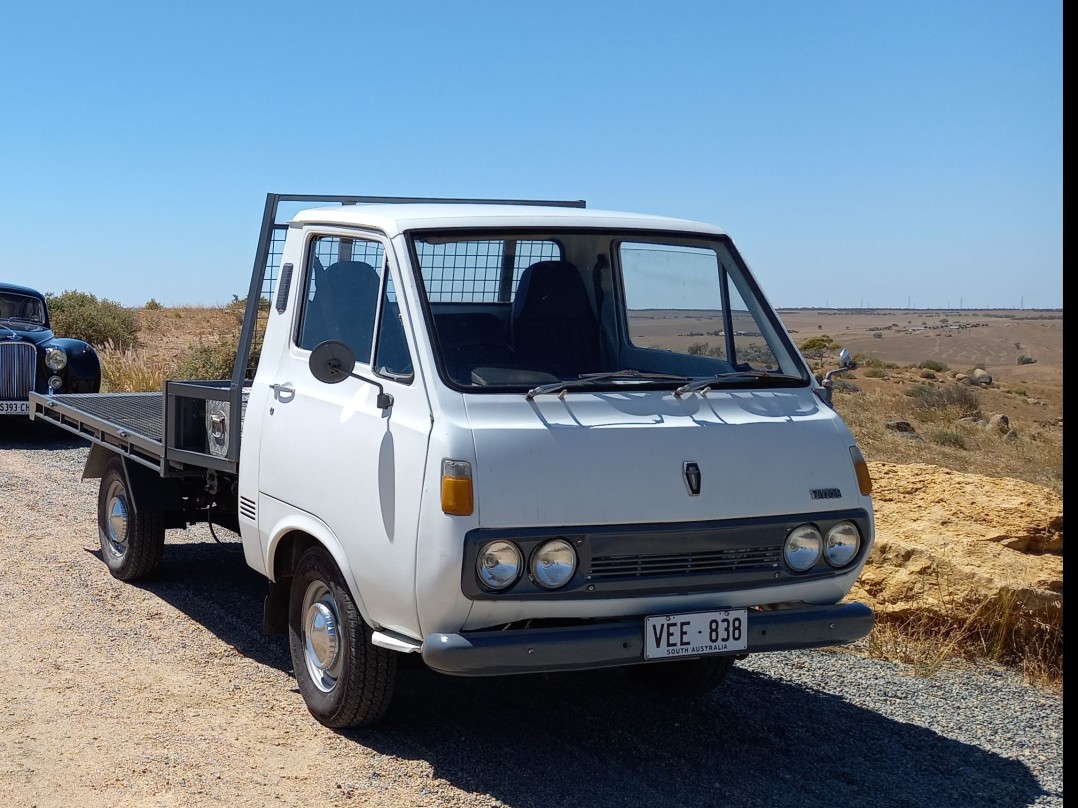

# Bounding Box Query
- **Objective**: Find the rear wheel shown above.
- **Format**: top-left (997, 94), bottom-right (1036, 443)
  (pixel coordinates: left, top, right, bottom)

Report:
top-left (97, 458), bottom-right (165, 581)
top-left (625, 655), bottom-right (736, 697)
top-left (288, 546), bottom-right (397, 728)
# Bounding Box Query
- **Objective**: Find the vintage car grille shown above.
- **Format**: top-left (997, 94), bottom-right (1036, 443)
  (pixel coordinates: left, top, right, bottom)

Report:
top-left (589, 546), bottom-right (783, 579)
top-left (0, 342), bottom-right (37, 399)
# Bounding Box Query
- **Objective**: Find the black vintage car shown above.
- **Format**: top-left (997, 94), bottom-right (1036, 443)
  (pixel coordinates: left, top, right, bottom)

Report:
top-left (0, 282), bottom-right (101, 415)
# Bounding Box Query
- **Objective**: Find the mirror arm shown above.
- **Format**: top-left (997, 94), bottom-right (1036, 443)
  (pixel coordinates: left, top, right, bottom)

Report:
top-left (346, 370), bottom-right (394, 410)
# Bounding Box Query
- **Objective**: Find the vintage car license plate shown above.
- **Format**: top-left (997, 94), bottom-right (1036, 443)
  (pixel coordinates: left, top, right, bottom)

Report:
top-left (0, 401), bottom-right (30, 415)
top-left (644, 609), bottom-right (748, 660)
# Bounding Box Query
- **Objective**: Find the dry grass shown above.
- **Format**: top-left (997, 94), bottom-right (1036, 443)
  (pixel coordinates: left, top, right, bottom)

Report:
top-left (864, 591), bottom-right (1063, 691)
top-left (830, 366), bottom-right (1063, 494)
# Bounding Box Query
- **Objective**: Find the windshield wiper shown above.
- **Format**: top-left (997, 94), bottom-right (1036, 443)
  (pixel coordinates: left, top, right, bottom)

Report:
top-left (526, 370), bottom-right (690, 399)
top-left (674, 371), bottom-right (805, 397)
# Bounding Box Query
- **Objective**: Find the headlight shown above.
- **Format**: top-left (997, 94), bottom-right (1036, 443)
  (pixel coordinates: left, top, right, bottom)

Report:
top-left (44, 346), bottom-right (68, 371)
top-left (476, 540), bottom-right (522, 590)
top-left (824, 522), bottom-right (861, 567)
top-left (531, 539), bottom-right (577, 589)
top-left (784, 524), bottom-right (822, 571)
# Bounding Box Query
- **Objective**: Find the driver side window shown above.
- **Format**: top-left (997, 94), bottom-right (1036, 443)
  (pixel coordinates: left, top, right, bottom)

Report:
top-left (297, 237), bottom-right (385, 363)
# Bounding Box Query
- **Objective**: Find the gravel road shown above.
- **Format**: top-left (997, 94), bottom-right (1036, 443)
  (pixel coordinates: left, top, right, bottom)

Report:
top-left (0, 420), bottom-right (1063, 808)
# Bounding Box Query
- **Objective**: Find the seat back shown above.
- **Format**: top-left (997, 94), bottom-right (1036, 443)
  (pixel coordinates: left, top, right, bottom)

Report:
top-left (313, 260), bottom-right (381, 362)
top-left (511, 260), bottom-right (599, 376)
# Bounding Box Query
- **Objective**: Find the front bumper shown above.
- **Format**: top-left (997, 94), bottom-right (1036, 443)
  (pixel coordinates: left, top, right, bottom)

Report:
top-left (422, 601), bottom-right (873, 676)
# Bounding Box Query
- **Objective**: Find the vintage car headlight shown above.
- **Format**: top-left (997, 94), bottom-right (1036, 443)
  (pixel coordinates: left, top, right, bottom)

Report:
top-left (44, 346), bottom-right (68, 371)
top-left (824, 522), bottom-right (861, 568)
top-left (784, 524), bottom-right (822, 571)
top-left (531, 539), bottom-right (577, 589)
top-left (476, 540), bottom-right (522, 590)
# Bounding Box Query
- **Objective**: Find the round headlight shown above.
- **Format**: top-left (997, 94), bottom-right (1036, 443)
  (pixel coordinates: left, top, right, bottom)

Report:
top-left (476, 540), bottom-right (522, 590)
top-left (531, 539), bottom-right (577, 589)
top-left (44, 346), bottom-right (68, 371)
top-left (824, 522), bottom-right (861, 567)
top-left (784, 524), bottom-right (822, 571)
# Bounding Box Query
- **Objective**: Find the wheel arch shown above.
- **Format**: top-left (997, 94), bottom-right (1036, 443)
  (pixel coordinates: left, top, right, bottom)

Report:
top-left (83, 446), bottom-right (182, 513)
top-left (266, 521), bottom-right (374, 628)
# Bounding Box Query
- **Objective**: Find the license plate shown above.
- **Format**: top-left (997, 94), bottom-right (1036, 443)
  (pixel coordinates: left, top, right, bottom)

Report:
top-left (644, 609), bottom-right (748, 660)
top-left (0, 401), bottom-right (30, 415)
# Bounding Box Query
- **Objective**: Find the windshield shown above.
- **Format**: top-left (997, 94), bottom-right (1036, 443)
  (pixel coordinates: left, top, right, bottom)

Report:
top-left (0, 292), bottom-right (46, 324)
top-left (409, 229), bottom-right (808, 392)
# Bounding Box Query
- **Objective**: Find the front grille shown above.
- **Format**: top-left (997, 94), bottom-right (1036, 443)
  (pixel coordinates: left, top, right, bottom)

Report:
top-left (0, 342), bottom-right (36, 399)
top-left (589, 546), bottom-right (782, 580)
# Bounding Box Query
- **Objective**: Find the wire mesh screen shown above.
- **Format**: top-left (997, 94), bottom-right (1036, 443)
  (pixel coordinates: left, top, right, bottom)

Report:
top-left (259, 225), bottom-right (287, 299)
top-left (415, 239), bottom-right (561, 302)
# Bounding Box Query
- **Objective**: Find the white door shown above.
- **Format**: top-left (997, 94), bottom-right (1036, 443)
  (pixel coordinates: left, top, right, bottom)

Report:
top-left (257, 231), bottom-right (432, 638)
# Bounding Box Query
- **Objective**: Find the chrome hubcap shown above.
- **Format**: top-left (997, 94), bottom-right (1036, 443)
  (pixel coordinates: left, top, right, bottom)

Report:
top-left (301, 581), bottom-right (342, 693)
top-left (104, 482), bottom-right (129, 559)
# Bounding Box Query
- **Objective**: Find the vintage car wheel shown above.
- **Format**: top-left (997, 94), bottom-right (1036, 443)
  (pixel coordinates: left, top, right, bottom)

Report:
top-left (625, 655), bottom-right (736, 697)
top-left (97, 458), bottom-right (165, 581)
top-left (288, 546), bottom-right (397, 728)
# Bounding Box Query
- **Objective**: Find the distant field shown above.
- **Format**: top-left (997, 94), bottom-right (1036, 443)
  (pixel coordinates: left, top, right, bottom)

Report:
top-left (777, 308), bottom-right (1063, 384)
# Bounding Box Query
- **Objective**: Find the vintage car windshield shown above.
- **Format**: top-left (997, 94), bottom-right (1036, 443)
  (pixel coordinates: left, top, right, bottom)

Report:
top-left (0, 292), bottom-right (46, 324)
top-left (409, 229), bottom-right (808, 392)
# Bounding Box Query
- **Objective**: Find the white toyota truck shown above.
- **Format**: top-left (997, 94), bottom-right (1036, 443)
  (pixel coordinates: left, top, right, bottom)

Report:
top-left (30, 193), bottom-right (875, 728)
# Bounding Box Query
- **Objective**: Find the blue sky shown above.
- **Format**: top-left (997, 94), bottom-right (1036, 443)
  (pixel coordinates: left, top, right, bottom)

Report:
top-left (0, 1), bottom-right (1061, 310)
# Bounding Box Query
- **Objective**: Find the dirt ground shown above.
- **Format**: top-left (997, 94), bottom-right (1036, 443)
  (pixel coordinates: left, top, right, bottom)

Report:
top-left (0, 422), bottom-right (1063, 807)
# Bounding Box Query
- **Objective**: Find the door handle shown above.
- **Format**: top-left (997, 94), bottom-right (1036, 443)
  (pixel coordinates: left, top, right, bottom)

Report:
top-left (269, 382), bottom-right (295, 403)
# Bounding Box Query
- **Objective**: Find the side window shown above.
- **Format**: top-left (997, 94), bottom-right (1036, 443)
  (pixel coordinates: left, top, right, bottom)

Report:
top-left (374, 275), bottom-right (413, 379)
top-left (297, 236), bottom-right (385, 363)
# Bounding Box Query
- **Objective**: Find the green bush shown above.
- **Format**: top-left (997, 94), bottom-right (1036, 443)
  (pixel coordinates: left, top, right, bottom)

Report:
top-left (919, 359), bottom-right (948, 372)
top-left (173, 324), bottom-right (264, 381)
top-left (1017, 355), bottom-right (1036, 365)
top-left (144, 298), bottom-right (163, 311)
top-left (45, 290), bottom-right (140, 350)
top-left (799, 335), bottom-right (838, 359)
top-left (864, 368), bottom-right (888, 378)
top-left (920, 369), bottom-right (937, 380)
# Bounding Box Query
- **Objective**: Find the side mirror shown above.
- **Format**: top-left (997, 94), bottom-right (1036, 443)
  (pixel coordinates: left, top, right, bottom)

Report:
top-left (818, 346), bottom-right (856, 408)
top-left (308, 340), bottom-right (393, 410)
top-left (309, 340), bottom-right (357, 384)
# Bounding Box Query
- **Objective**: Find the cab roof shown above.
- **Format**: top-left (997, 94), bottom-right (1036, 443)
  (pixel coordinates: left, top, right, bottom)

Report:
top-left (288, 204), bottom-right (727, 239)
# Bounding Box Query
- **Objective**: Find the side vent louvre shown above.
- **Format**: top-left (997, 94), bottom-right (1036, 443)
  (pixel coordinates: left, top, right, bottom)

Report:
top-left (239, 496), bottom-right (257, 522)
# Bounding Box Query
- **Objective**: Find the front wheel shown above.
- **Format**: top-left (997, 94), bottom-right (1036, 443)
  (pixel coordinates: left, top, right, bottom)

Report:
top-left (97, 458), bottom-right (165, 581)
top-left (625, 655), bottom-right (736, 697)
top-left (288, 546), bottom-right (397, 728)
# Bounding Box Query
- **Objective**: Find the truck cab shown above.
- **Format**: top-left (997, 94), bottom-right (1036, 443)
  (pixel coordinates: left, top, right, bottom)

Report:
top-left (240, 198), bottom-right (874, 727)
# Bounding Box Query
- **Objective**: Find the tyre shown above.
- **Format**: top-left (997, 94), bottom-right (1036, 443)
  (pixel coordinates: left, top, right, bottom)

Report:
top-left (288, 546), bottom-right (397, 728)
top-left (625, 655), bottom-right (736, 697)
top-left (97, 458), bottom-right (166, 581)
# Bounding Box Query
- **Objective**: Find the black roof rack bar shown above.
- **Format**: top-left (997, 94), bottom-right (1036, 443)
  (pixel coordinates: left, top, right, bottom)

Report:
top-left (271, 194), bottom-right (586, 208)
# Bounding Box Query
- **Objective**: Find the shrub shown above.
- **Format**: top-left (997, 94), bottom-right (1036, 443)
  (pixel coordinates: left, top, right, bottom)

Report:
top-left (872, 332), bottom-right (883, 339)
top-left (687, 341), bottom-right (710, 356)
top-left (920, 369), bottom-right (937, 380)
top-left (799, 335), bottom-right (838, 359)
top-left (864, 368), bottom-right (888, 378)
top-left (1017, 355), bottom-right (1036, 365)
top-left (929, 429), bottom-right (968, 449)
top-left (904, 383), bottom-right (981, 416)
top-left (172, 321), bottom-right (265, 381)
top-left (919, 359), bottom-right (948, 372)
top-left (45, 290), bottom-right (139, 350)
top-left (144, 298), bottom-right (163, 311)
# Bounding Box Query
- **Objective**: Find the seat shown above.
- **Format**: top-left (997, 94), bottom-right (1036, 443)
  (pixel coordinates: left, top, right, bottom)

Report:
top-left (510, 260), bottom-right (600, 377)
top-left (318, 260), bottom-right (381, 363)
